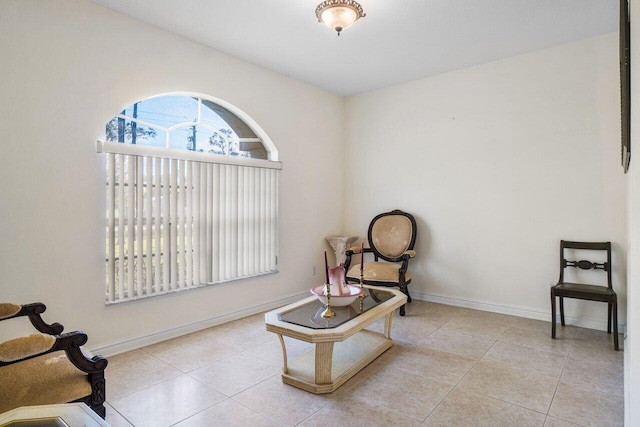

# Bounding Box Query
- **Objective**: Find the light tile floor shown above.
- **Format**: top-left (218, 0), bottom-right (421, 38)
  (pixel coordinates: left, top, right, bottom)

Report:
top-left (105, 301), bottom-right (623, 427)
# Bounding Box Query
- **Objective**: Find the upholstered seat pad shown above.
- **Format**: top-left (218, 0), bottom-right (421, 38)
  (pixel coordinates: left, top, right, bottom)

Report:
top-left (0, 350), bottom-right (92, 413)
top-left (553, 282), bottom-right (615, 296)
top-left (0, 333), bottom-right (56, 362)
top-left (0, 303), bottom-right (21, 320)
top-left (346, 262), bottom-right (411, 283)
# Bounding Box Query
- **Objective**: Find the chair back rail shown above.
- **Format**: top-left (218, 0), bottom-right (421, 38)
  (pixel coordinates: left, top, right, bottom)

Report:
top-left (559, 240), bottom-right (613, 289)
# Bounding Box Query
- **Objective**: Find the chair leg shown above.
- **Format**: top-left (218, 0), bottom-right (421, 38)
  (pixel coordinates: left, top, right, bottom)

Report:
top-left (608, 304), bottom-right (612, 334)
top-left (399, 284), bottom-right (411, 302)
top-left (559, 297), bottom-right (565, 326)
top-left (91, 404), bottom-right (106, 419)
top-left (551, 291), bottom-right (556, 339)
top-left (398, 284), bottom-right (410, 316)
top-left (613, 301), bottom-right (619, 351)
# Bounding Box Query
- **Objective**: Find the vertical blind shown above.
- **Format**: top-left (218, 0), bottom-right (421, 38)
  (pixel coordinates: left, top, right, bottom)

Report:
top-left (101, 142), bottom-right (280, 303)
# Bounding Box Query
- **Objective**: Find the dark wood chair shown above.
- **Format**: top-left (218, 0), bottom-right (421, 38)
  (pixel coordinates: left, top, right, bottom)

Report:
top-left (344, 209), bottom-right (417, 316)
top-left (550, 240), bottom-right (619, 350)
top-left (0, 302), bottom-right (108, 417)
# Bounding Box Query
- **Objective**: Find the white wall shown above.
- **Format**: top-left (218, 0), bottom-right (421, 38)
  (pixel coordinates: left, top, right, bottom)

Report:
top-left (0, 0), bottom-right (345, 353)
top-left (345, 34), bottom-right (627, 328)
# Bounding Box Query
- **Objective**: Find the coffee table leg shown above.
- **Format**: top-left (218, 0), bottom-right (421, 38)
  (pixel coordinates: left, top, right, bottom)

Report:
top-left (315, 342), bottom-right (334, 384)
top-left (384, 312), bottom-right (394, 340)
top-left (276, 334), bottom-right (289, 374)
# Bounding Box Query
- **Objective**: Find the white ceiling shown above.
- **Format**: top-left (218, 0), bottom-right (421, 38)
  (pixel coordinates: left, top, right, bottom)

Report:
top-left (89, 0), bottom-right (618, 96)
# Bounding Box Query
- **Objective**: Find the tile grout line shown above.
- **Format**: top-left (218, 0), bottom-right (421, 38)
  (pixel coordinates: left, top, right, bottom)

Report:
top-left (420, 331), bottom-right (502, 423)
top-left (106, 347), bottom-right (183, 406)
top-left (167, 398), bottom-right (228, 427)
top-left (432, 324), bottom-right (561, 419)
top-left (545, 344), bottom-right (571, 414)
top-left (490, 327), bottom-right (579, 423)
top-left (230, 391), bottom-right (290, 426)
top-left (105, 402), bottom-right (136, 427)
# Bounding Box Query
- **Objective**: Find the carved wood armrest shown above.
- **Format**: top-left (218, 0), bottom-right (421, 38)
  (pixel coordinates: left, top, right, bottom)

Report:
top-left (345, 246), bottom-right (371, 270)
top-left (0, 302), bottom-right (64, 335)
top-left (347, 246), bottom-right (373, 255)
top-left (398, 251), bottom-right (416, 274)
top-left (57, 331), bottom-right (108, 373)
top-left (347, 245), bottom-right (361, 254)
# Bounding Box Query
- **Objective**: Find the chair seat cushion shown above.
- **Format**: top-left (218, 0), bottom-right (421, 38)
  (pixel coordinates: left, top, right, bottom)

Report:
top-left (0, 350), bottom-right (92, 413)
top-left (346, 262), bottom-right (411, 283)
top-left (0, 333), bottom-right (56, 362)
top-left (552, 282), bottom-right (615, 297)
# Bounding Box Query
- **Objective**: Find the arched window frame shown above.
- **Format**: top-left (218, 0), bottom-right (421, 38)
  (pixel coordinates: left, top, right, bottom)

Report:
top-left (104, 92), bottom-right (278, 161)
top-left (98, 93), bottom-right (281, 304)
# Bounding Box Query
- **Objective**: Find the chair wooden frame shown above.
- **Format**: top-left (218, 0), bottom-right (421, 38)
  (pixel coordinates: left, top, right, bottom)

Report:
top-left (0, 302), bottom-right (108, 417)
top-left (550, 241), bottom-right (619, 350)
top-left (344, 209), bottom-right (417, 316)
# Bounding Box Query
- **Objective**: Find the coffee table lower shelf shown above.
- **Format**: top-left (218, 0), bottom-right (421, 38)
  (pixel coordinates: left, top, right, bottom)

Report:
top-left (282, 330), bottom-right (391, 394)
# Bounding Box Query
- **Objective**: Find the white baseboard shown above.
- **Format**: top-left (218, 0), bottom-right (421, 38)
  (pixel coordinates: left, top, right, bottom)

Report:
top-left (91, 291), bottom-right (308, 357)
top-left (411, 291), bottom-right (626, 334)
top-left (92, 289), bottom-right (625, 356)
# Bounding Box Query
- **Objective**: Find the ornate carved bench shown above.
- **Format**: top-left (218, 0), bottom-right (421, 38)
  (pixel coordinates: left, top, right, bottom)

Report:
top-left (0, 302), bottom-right (108, 418)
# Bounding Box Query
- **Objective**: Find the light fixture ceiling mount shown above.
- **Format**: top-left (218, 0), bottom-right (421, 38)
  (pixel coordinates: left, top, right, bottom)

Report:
top-left (315, 0), bottom-right (366, 36)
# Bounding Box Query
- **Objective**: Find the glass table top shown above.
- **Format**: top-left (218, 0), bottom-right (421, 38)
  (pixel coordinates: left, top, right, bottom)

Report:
top-left (277, 288), bottom-right (394, 329)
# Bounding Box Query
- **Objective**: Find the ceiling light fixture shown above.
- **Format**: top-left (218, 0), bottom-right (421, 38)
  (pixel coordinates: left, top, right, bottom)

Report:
top-left (315, 0), bottom-right (366, 36)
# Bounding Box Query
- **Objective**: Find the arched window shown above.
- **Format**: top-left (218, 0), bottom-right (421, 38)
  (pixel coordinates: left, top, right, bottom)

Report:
top-left (104, 94), bottom-right (277, 160)
top-left (98, 94), bottom-right (281, 303)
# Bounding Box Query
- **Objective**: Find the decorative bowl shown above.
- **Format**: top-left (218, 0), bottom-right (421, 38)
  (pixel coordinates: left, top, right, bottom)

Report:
top-left (310, 284), bottom-right (362, 307)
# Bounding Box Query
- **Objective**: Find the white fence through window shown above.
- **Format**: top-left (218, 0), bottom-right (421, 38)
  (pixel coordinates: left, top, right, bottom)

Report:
top-left (101, 142), bottom-right (280, 304)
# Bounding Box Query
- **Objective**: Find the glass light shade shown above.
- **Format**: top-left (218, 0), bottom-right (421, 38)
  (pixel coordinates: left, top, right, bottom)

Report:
top-left (321, 6), bottom-right (358, 33)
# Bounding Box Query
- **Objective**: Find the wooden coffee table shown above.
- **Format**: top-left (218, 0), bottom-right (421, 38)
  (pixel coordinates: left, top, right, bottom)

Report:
top-left (264, 286), bottom-right (407, 394)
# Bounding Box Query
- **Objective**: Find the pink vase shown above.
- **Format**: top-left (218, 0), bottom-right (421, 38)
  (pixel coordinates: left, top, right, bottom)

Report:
top-left (328, 264), bottom-right (349, 295)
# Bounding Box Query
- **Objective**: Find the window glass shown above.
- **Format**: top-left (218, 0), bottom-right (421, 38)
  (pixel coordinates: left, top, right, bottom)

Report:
top-left (168, 124), bottom-right (199, 151)
top-left (136, 96), bottom-right (198, 128)
top-left (105, 117), bottom-right (160, 146)
top-left (201, 102), bottom-right (233, 130)
top-left (104, 95), bottom-right (267, 159)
